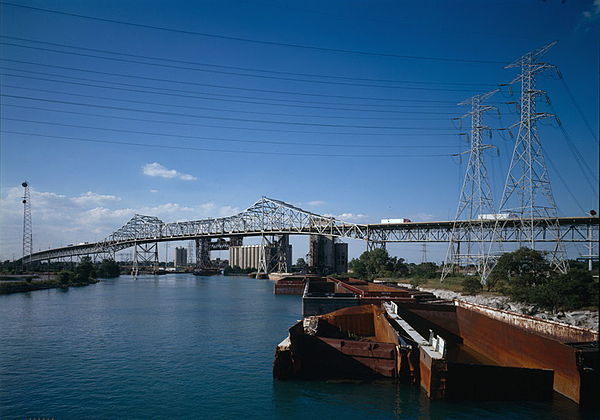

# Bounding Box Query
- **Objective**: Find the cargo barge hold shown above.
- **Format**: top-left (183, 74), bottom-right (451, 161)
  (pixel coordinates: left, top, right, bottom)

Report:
top-left (273, 276), bottom-right (599, 406)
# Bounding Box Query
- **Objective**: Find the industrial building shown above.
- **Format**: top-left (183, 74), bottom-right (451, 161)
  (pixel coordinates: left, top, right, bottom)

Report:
top-left (309, 235), bottom-right (348, 274)
top-left (229, 243), bottom-right (292, 271)
top-left (229, 245), bottom-right (261, 269)
top-left (174, 246), bottom-right (187, 268)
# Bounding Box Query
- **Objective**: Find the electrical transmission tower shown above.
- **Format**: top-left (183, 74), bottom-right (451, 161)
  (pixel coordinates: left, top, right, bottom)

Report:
top-left (21, 181), bottom-right (33, 267)
top-left (492, 41), bottom-right (568, 274)
top-left (441, 89), bottom-right (498, 282)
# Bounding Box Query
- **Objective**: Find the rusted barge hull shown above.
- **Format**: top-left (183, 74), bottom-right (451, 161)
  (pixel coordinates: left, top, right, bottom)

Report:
top-left (395, 301), bottom-right (599, 406)
top-left (273, 305), bottom-right (407, 380)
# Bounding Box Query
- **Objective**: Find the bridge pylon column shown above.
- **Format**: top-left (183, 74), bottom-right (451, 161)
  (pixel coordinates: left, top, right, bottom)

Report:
top-left (272, 234), bottom-right (290, 273)
top-left (131, 241), bottom-right (159, 278)
top-left (195, 238), bottom-right (211, 270)
top-left (257, 235), bottom-right (268, 274)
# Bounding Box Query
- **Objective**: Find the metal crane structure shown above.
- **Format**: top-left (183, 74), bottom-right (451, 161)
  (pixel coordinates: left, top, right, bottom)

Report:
top-left (441, 89), bottom-right (499, 281)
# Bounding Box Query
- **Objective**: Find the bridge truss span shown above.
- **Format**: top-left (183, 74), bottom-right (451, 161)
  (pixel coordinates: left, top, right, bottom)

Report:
top-left (22, 197), bottom-right (598, 264)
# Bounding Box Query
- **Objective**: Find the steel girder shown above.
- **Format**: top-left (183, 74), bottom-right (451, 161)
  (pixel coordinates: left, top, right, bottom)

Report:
top-left (21, 197), bottom-right (598, 263)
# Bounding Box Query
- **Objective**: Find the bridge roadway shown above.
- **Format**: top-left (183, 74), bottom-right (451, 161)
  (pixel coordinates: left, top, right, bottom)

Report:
top-left (23, 197), bottom-right (599, 263)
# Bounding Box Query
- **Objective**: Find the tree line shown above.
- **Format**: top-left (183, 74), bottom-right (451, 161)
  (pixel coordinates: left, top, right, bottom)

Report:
top-left (348, 247), bottom-right (598, 312)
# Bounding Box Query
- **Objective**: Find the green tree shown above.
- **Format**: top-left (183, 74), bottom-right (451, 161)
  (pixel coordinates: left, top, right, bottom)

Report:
top-left (97, 259), bottom-right (120, 278)
top-left (462, 277), bottom-right (483, 295)
top-left (489, 247), bottom-right (550, 290)
top-left (489, 248), bottom-right (599, 311)
top-left (294, 258), bottom-right (308, 272)
top-left (410, 262), bottom-right (438, 279)
top-left (75, 257), bottom-right (97, 283)
top-left (349, 248), bottom-right (408, 280)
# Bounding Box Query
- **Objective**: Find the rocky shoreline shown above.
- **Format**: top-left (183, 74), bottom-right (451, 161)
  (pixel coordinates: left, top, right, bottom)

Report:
top-left (397, 283), bottom-right (599, 332)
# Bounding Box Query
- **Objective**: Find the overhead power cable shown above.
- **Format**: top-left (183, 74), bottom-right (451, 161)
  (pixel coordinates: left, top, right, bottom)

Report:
top-left (560, 77), bottom-right (599, 145)
top-left (4, 104), bottom-right (461, 136)
top-left (2, 2), bottom-right (507, 64)
top-left (1, 130), bottom-right (460, 158)
top-left (0, 61), bottom-right (467, 106)
top-left (1, 94), bottom-right (458, 130)
top-left (545, 155), bottom-right (588, 213)
top-left (554, 119), bottom-right (599, 195)
top-left (1, 117), bottom-right (459, 149)
top-left (0, 41), bottom-right (496, 91)
top-left (0, 35), bottom-right (499, 86)
top-left (0, 85), bottom-right (458, 119)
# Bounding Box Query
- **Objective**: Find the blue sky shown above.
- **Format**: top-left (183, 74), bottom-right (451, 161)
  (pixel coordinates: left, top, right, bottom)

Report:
top-left (1, 0), bottom-right (598, 262)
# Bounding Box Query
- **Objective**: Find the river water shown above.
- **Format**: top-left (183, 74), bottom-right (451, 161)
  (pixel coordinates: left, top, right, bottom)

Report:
top-left (0, 274), bottom-right (595, 419)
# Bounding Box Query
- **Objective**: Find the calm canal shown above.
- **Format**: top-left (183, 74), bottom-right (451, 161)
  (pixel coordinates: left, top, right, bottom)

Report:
top-left (0, 274), bottom-right (594, 419)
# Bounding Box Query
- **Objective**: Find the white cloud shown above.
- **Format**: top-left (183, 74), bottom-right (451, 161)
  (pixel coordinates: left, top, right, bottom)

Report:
top-left (71, 191), bottom-right (120, 205)
top-left (325, 212), bottom-right (368, 221)
top-left (306, 200), bottom-right (325, 206)
top-left (149, 189), bottom-right (159, 193)
top-left (0, 184), bottom-right (239, 259)
top-left (142, 162), bottom-right (197, 181)
top-left (583, 0), bottom-right (600, 19)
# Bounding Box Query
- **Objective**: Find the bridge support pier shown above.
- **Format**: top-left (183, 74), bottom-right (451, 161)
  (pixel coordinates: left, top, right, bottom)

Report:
top-left (257, 234), bottom-right (291, 274)
top-left (131, 241), bottom-right (159, 277)
top-left (195, 238), bottom-right (211, 271)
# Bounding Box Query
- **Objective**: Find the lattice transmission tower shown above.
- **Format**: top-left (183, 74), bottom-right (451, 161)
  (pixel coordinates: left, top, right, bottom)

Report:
top-left (21, 181), bottom-right (33, 267)
top-left (492, 41), bottom-right (568, 274)
top-left (441, 89), bottom-right (499, 281)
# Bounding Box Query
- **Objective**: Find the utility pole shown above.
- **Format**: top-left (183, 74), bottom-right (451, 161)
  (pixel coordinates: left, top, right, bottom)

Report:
top-left (492, 41), bottom-right (568, 275)
top-left (441, 89), bottom-right (498, 282)
top-left (21, 181), bottom-right (32, 268)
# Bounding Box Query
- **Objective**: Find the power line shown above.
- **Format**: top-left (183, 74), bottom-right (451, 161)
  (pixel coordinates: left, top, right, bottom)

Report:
top-left (1, 2), bottom-right (508, 64)
top-left (0, 85), bottom-right (457, 119)
top-left (1, 94), bottom-right (459, 130)
top-left (0, 35), bottom-right (499, 87)
top-left (1, 130), bottom-right (459, 158)
top-left (2, 68), bottom-right (465, 114)
top-left (554, 118), bottom-right (599, 194)
top-left (1, 62), bottom-right (469, 108)
top-left (4, 104), bottom-right (461, 136)
top-left (545, 155), bottom-right (587, 214)
top-left (560, 77), bottom-right (599, 145)
top-left (0, 41), bottom-right (496, 91)
top-left (1, 117), bottom-right (459, 149)
top-left (0, 57), bottom-right (482, 100)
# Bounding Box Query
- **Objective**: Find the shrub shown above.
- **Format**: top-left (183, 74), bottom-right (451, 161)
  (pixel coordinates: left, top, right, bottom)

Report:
top-left (462, 277), bottom-right (483, 295)
top-left (410, 277), bottom-right (426, 288)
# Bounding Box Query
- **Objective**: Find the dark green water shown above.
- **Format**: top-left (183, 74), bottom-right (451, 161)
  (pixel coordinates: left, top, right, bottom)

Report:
top-left (0, 275), bottom-right (595, 419)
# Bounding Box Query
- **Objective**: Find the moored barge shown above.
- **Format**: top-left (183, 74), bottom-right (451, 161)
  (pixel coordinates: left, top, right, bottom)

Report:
top-left (273, 276), bottom-right (599, 406)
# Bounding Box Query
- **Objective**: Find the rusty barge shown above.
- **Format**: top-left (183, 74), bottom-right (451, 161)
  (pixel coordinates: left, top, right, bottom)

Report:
top-left (273, 277), bottom-right (599, 406)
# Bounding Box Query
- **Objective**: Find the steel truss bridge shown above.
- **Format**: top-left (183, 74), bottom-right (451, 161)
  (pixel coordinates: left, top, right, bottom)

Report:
top-left (24, 197), bottom-right (598, 266)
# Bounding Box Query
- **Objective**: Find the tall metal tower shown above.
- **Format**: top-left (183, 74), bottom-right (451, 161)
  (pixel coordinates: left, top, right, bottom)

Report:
top-left (441, 89), bottom-right (498, 281)
top-left (494, 41), bottom-right (568, 274)
top-left (21, 181), bottom-right (33, 267)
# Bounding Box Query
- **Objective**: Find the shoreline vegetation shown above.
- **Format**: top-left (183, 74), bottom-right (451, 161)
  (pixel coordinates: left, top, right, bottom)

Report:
top-left (348, 247), bottom-right (598, 331)
top-left (0, 257), bottom-right (120, 295)
top-left (0, 275), bottom-right (99, 295)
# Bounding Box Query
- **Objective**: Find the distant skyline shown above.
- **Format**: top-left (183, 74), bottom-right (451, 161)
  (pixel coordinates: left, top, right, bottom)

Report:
top-left (1, 0), bottom-right (598, 262)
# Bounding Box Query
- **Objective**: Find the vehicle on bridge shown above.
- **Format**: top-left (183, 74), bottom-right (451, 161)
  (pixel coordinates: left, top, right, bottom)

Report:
top-left (380, 218), bottom-right (412, 224)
